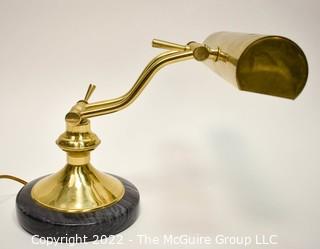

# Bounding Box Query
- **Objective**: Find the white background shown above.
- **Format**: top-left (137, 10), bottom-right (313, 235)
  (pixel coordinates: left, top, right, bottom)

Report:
top-left (0, 0), bottom-right (319, 248)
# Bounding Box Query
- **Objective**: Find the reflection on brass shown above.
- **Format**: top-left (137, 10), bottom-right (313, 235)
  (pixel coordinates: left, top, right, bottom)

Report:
top-left (203, 32), bottom-right (308, 99)
top-left (31, 32), bottom-right (308, 213)
top-left (66, 32), bottom-right (308, 126)
top-left (31, 120), bottom-right (125, 213)
top-left (65, 41), bottom-right (221, 125)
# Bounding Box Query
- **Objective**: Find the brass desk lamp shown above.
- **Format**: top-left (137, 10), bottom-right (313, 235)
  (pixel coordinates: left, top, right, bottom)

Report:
top-left (2, 32), bottom-right (308, 242)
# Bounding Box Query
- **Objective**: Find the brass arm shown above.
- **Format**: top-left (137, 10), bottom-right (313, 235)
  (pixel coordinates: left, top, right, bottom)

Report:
top-left (83, 51), bottom-right (194, 117)
top-left (66, 40), bottom-right (218, 125)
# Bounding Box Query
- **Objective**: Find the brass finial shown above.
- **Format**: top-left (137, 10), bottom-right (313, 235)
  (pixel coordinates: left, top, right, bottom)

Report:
top-left (152, 39), bottom-right (188, 51)
top-left (84, 83), bottom-right (96, 103)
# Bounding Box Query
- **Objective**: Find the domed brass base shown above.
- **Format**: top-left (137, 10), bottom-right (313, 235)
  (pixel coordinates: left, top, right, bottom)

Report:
top-left (31, 120), bottom-right (125, 213)
top-left (17, 174), bottom-right (139, 242)
top-left (31, 164), bottom-right (125, 213)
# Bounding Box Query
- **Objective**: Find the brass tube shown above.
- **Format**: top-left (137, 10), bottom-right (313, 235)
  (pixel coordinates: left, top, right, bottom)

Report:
top-left (81, 50), bottom-right (194, 119)
top-left (83, 51), bottom-right (176, 110)
top-left (152, 39), bottom-right (189, 51)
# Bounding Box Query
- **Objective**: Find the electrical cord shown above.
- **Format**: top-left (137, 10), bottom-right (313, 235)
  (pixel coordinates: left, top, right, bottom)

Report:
top-left (0, 175), bottom-right (27, 185)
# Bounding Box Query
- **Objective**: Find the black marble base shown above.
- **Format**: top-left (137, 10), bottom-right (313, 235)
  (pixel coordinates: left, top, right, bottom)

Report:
top-left (16, 174), bottom-right (139, 242)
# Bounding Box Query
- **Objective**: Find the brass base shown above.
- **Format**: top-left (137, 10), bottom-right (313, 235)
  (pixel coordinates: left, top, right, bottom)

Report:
top-left (31, 120), bottom-right (125, 213)
top-left (31, 165), bottom-right (125, 213)
top-left (17, 174), bottom-right (139, 242)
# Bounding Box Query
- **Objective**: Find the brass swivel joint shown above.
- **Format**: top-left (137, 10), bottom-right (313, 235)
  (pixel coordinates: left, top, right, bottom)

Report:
top-left (65, 40), bottom-right (220, 126)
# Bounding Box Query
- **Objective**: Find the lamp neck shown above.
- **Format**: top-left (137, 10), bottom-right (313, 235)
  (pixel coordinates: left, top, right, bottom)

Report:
top-left (56, 120), bottom-right (101, 160)
top-left (67, 152), bottom-right (91, 165)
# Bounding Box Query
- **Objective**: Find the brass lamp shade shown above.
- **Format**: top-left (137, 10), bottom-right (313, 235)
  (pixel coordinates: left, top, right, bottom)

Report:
top-left (203, 32), bottom-right (308, 99)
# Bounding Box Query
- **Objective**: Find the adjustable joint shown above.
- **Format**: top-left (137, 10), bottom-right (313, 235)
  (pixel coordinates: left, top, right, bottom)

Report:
top-left (65, 39), bottom-right (221, 125)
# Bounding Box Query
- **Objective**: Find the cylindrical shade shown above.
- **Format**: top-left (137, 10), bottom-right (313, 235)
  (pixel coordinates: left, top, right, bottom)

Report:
top-left (203, 32), bottom-right (308, 99)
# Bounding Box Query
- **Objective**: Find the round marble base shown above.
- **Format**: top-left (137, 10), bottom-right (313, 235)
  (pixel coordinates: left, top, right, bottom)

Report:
top-left (16, 174), bottom-right (139, 242)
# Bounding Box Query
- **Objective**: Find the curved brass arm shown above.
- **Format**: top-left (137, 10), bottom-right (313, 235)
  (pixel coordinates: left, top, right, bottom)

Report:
top-left (66, 40), bottom-right (218, 125)
top-left (83, 50), bottom-right (194, 117)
